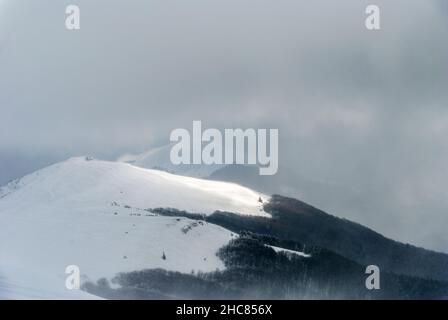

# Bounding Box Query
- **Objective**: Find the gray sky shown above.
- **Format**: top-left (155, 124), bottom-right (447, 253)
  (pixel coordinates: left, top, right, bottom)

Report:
top-left (1, 0), bottom-right (448, 251)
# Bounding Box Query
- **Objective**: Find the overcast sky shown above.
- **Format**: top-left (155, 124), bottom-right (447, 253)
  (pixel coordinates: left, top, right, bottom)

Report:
top-left (1, 0), bottom-right (448, 251)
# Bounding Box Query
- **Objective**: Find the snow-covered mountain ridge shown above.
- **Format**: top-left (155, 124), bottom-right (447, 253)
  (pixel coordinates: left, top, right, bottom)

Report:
top-left (0, 157), bottom-right (268, 299)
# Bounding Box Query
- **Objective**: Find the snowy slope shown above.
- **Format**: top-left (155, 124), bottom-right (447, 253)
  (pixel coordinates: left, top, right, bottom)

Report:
top-left (0, 157), bottom-right (268, 299)
top-left (267, 245), bottom-right (311, 258)
top-left (118, 144), bottom-right (226, 178)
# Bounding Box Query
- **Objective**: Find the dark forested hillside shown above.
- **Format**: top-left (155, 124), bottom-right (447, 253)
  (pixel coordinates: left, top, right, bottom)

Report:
top-left (203, 195), bottom-right (448, 282)
top-left (260, 195), bottom-right (448, 282)
top-left (151, 194), bottom-right (448, 282)
top-left (83, 194), bottom-right (448, 299)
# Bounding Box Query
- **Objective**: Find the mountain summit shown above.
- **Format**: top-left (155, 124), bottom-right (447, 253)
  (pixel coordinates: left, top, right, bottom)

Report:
top-left (0, 157), bottom-right (266, 298)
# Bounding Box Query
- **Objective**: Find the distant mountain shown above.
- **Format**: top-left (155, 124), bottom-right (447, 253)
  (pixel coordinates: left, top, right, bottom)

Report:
top-left (117, 144), bottom-right (225, 178)
top-left (117, 145), bottom-right (287, 193)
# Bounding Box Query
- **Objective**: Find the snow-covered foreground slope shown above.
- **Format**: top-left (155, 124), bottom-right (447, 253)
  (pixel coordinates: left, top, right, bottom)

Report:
top-left (0, 157), bottom-right (268, 299)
